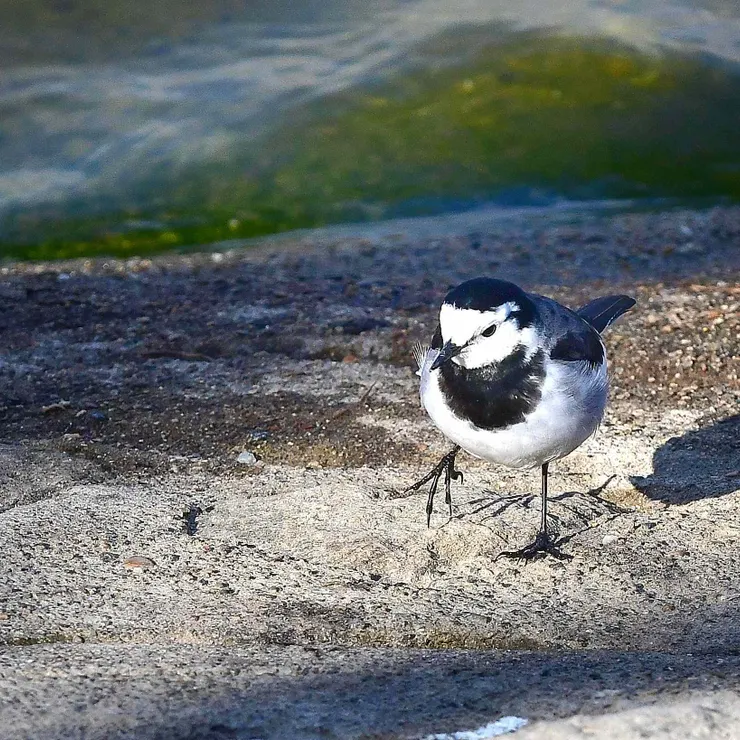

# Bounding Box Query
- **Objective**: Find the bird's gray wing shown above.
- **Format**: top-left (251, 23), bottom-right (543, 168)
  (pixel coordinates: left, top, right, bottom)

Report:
top-left (531, 295), bottom-right (606, 366)
top-left (576, 295), bottom-right (636, 333)
top-left (550, 328), bottom-right (604, 366)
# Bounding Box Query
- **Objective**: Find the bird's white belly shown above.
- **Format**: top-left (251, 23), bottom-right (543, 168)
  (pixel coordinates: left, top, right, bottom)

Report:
top-left (420, 358), bottom-right (608, 469)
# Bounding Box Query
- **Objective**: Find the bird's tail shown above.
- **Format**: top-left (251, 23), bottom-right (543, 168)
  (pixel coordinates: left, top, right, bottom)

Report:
top-left (576, 295), bottom-right (636, 333)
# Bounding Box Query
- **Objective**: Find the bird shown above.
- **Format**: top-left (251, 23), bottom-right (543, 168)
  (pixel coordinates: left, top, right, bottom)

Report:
top-left (404, 277), bottom-right (635, 560)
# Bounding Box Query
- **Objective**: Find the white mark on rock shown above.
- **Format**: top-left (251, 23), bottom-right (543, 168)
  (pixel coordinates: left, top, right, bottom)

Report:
top-left (423, 715), bottom-right (528, 740)
top-left (237, 451), bottom-right (258, 465)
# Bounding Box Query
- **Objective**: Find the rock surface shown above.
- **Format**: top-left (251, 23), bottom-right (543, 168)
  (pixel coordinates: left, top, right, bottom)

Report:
top-left (1, 204), bottom-right (739, 738)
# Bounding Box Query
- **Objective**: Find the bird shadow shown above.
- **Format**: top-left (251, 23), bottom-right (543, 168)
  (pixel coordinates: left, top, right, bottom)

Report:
top-left (458, 492), bottom-right (535, 522)
top-left (455, 474), bottom-right (623, 527)
top-left (630, 414), bottom-right (740, 505)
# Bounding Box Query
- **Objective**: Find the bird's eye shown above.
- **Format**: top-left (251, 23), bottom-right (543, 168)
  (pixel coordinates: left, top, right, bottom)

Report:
top-left (481, 324), bottom-right (497, 337)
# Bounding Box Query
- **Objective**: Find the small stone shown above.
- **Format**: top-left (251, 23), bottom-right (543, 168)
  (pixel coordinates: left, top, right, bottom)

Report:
top-left (676, 241), bottom-right (706, 255)
top-left (247, 429), bottom-right (270, 442)
top-left (123, 556), bottom-right (156, 571)
top-left (338, 317), bottom-right (388, 335)
top-left (41, 400), bottom-right (71, 414)
top-left (89, 409), bottom-right (108, 421)
top-left (602, 534), bottom-right (619, 546)
top-left (237, 451), bottom-right (258, 466)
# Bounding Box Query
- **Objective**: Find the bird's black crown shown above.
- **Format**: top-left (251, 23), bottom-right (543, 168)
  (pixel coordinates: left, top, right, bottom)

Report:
top-left (444, 278), bottom-right (535, 325)
top-left (444, 278), bottom-right (527, 311)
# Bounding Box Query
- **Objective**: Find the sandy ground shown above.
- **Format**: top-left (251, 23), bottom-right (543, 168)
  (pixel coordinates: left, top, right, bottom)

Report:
top-left (1, 203), bottom-right (739, 739)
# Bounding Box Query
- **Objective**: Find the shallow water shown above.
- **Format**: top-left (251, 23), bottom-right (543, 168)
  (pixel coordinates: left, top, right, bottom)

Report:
top-left (1, 0), bottom-right (740, 258)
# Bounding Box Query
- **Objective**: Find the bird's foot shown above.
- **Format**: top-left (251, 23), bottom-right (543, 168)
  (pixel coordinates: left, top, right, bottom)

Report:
top-left (393, 459), bottom-right (447, 500)
top-left (400, 446), bottom-right (463, 525)
top-left (497, 531), bottom-right (572, 562)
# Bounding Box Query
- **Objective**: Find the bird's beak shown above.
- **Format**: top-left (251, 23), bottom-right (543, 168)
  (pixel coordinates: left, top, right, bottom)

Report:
top-left (431, 340), bottom-right (463, 370)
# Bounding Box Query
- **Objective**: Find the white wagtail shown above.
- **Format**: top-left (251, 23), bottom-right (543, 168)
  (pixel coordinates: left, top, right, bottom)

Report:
top-left (405, 277), bottom-right (635, 560)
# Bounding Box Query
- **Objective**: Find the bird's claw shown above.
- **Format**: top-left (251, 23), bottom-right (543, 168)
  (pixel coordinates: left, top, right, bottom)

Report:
top-left (497, 531), bottom-right (572, 562)
top-left (402, 446), bottom-right (463, 526)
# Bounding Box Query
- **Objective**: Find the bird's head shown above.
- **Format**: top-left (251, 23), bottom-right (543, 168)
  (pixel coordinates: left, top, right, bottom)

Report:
top-left (432, 278), bottom-right (538, 371)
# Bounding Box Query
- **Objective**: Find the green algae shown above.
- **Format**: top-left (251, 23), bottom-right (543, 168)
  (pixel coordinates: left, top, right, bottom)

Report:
top-left (3, 32), bottom-right (740, 261)
top-left (263, 35), bottom-right (740, 205)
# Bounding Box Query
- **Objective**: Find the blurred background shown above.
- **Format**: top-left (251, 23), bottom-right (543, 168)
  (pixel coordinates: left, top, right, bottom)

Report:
top-left (1, 0), bottom-right (739, 260)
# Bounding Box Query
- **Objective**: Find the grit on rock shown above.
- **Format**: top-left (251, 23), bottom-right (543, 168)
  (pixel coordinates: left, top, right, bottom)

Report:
top-left (0, 204), bottom-right (739, 739)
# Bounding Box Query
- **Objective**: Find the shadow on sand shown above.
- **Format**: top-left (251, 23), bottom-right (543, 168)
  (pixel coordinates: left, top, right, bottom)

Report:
top-left (631, 415), bottom-right (740, 505)
top-left (8, 642), bottom-right (740, 740)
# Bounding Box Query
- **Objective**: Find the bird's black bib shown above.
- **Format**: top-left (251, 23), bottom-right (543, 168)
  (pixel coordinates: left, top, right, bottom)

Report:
top-left (438, 346), bottom-right (545, 430)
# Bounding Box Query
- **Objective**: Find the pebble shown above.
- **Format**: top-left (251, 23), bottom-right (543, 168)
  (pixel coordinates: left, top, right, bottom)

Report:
top-left (247, 429), bottom-right (270, 442)
top-left (676, 241), bottom-right (706, 255)
top-left (337, 317), bottom-right (388, 335)
top-left (41, 400), bottom-right (71, 414)
top-left (237, 451), bottom-right (258, 466)
top-left (123, 556), bottom-right (156, 571)
top-left (602, 534), bottom-right (619, 546)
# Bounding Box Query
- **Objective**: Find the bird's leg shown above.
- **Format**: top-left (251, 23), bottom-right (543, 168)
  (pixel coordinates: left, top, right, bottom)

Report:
top-left (425, 475), bottom-right (441, 527)
top-left (401, 445), bottom-right (463, 526)
top-left (540, 460), bottom-right (548, 533)
top-left (498, 462), bottom-right (572, 561)
top-left (444, 451), bottom-right (464, 518)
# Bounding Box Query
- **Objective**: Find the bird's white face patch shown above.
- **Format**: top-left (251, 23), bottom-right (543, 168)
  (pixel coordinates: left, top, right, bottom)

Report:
top-left (439, 302), bottom-right (508, 347)
top-left (439, 300), bottom-right (537, 369)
